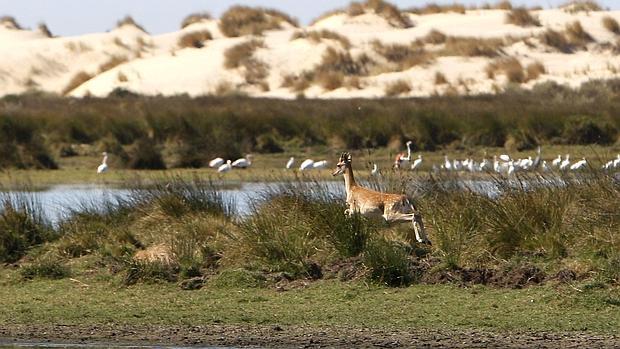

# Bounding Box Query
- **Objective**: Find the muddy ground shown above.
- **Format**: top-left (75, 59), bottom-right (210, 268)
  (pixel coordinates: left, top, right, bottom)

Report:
top-left (1, 324), bottom-right (619, 348)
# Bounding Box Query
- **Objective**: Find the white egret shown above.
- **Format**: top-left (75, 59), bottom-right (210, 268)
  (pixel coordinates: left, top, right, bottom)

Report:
top-left (559, 154), bottom-right (571, 171)
top-left (570, 158), bottom-right (587, 171)
top-left (499, 154), bottom-right (510, 162)
top-left (541, 160), bottom-right (550, 172)
top-left (232, 154), bottom-right (253, 168)
top-left (551, 155), bottom-right (562, 167)
top-left (493, 156), bottom-right (500, 173)
top-left (312, 160), bottom-right (328, 169)
top-left (286, 157), bottom-right (295, 169)
top-left (444, 156), bottom-right (452, 171)
top-left (300, 159), bottom-right (314, 170)
top-left (371, 163), bottom-right (379, 176)
top-left (411, 155), bottom-right (422, 171)
top-left (97, 152), bottom-right (108, 174)
top-left (217, 160), bottom-right (232, 173)
top-left (209, 157), bottom-right (224, 168)
top-left (507, 160), bottom-right (515, 176)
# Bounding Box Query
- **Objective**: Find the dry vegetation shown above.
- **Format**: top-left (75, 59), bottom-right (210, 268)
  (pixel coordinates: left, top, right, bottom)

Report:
top-left (423, 29), bottom-right (447, 44)
top-left (310, 0), bottom-right (412, 29)
top-left (224, 39), bottom-right (268, 87)
top-left (562, 0), bottom-right (603, 13)
top-left (291, 30), bottom-right (351, 49)
top-left (61, 71), bottom-right (94, 95)
top-left (219, 6), bottom-right (298, 37)
top-left (441, 36), bottom-right (505, 57)
top-left (495, 1), bottom-right (513, 10)
top-left (0, 15), bottom-right (21, 30)
top-left (506, 8), bottom-right (541, 27)
top-left (116, 15), bottom-right (147, 33)
top-left (180, 12), bottom-right (212, 29)
top-left (540, 21), bottom-right (594, 53)
top-left (434, 71), bottom-right (448, 85)
top-left (602, 16), bottom-right (620, 35)
top-left (384, 79), bottom-right (412, 96)
top-left (372, 40), bottom-right (434, 71)
top-left (178, 30), bottom-right (213, 49)
top-left (98, 56), bottom-right (129, 73)
top-left (406, 3), bottom-right (467, 15)
top-left (280, 72), bottom-right (314, 92)
top-left (37, 22), bottom-right (52, 38)
top-left (486, 58), bottom-right (546, 84)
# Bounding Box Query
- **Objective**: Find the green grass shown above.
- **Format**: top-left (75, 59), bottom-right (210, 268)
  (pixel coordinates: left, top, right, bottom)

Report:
top-left (0, 271), bottom-right (618, 333)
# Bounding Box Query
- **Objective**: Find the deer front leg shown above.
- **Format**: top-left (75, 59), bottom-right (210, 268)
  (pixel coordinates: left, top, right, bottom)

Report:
top-left (412, 212), bottom-right (431, 245)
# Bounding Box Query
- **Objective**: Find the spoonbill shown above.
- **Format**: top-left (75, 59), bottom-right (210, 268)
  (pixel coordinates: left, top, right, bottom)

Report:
top-left (371, 163), bottom-right (379, 176)
top-left (300, 159), bottom-right (314, 170)
top-left (411, 155), bottom-right (422, 171)
top-left (209, 157), bottom-right (224, 168)
top-left (217, 160), bottom-right (232, 173)
top-left (570, 158), bottom-right (587, 171)
top-left (559, 154), bottom-right (571, 171)
top-left (286, 157), bottom-right (295, 169)
top-left (97, 152), bottom-right (108, 174)
top-left (232, 154), bottom-right (253, 168)
top-left (312, 160), bottom-right (328, 169)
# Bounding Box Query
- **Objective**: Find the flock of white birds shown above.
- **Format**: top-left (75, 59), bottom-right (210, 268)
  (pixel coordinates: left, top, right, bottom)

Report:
top-left (95, 147), bottom-right (620, 175)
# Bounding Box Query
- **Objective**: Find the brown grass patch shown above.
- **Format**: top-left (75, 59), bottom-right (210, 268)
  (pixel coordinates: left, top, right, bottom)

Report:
top-left (290, 30), bottom-right (351, 49)
top-left (62, 71), bottom-right (94, 95)
top-left (540, 29), bottom-right (572, 53)
top-left (99, 56), bottom-right (128, 73)
top-left (64, 41), bottom-right (92, 53)
top-left (281, 72), bottom-right (314, 92)
top-left (224, 39), bottom-right (265, 69)
top-left (506, 8), bottom-right (540, 27)
top-left (562, 1), bottom-right (603, 13)
top-left (602, 16), bottom-right (620, 35)
top-left (434, 71), bottom-right (448, 85)
top-left (525, 61), bottom-right (546, 81)
top-left (318, 47), bottom-right (370, 76)
top-left (116, 15), bottom-right (147, 33)
top-left (344, 76), bottom-right (364, 89)
top-left (178, 30), bottom-right (213, 49)
top-left (117, 71), bottom-right (128, 82)
top-left (0, 16), bottom-right (21, 30)
top-left (180, 12), bottom-right (212, 29)
top-left (219, 6), bottom-right (298, 37)
top-left (485, 57), bottom-right (525, 83)
top-left (565, 20), bottom-right (594, 47)
top-left (407, 3), bottom-right (467, 15)
top-left (423, 29), bottom-right (447, 44)
top-left (384, 79), bottom-right (412, 96)
top-left (365, 0), bottom-right (413, 28)
top-left (495, 1), bottom-right (513, 10)
top-left (441, 36), bottom-right (505, 57)
top-left (37, 22), bottom-right (52, 38)
top-left (372, 40), bottom-right (434, 70)
top-left (316, 71), bottom-right (345, 90)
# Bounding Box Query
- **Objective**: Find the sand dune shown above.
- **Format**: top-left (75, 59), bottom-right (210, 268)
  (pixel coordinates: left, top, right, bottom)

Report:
top-left (0, 6), bottom-right (619, 98)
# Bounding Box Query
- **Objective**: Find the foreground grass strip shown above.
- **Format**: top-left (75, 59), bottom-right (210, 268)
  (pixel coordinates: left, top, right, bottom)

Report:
top-left (0, 278), bottom-right (618, 333)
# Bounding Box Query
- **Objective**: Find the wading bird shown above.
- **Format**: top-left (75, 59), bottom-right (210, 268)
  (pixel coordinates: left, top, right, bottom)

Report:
top-left (570, 157), bottom-right (587, 171)
top-left (411, 154), bottom-right (422, 171)
top-left (217, 160), bottom-right (232, 173)
top-left (312, 160), bottom-right (328, 169)
top-left (332, 152), bottom-right (431, 245)
top-left (97, 152), bottom-right (108, 174)
top-left (559, 154), bottom-right (571, 171)
top-left (371, 163), bottom-right (379, 176)
top-left (286, 157), bottom-right (295, 169)
top-left (232, 154), bottom-right (253, 168)
top-left (300, 159), bottom-right (315, 170)
top-left (209, 157), bottom-right (224, 168)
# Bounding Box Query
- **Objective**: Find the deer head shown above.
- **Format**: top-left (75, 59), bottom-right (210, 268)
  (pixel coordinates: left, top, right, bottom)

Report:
top-left (332, 152), bottom-right (352, 176)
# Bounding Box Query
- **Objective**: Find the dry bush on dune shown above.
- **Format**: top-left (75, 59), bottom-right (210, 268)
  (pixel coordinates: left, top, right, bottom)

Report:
top-left (180, 12), bottom-right (212, 29)
top-left (290, 30), bottom-right (351, 49)
top-left (434, 71), bottom-right (448, 85)
top-left (602, 16), bottom-right (620, 35)
top-left (178, 30), bottom-right (213, 49)
top-left (495, 1), bottom-right (513, 10)
top-left (423, 29), bottom-right (447, 44)
top-left (344, 76), bottom-right (364, 89)
top-left (117, 71), bottom-right (128, 82)
top-left (441, 36), bottom-right (505, 57)
top-left (407, 3), bottom-right (466, 15)
top-left (565, 20), bottom-right (594, 47)
top-left (224, 39), bottom-right (265, 69)
top-left (99, 56), bottom-right (129, 73)
top-left (562, 0), bottom-right (603, 13)
top-left (347, 2), bottom-right (366, 16)
top-left (37, 22), bottom-right (52, 37)
top-left (485, 57), bottom-right (525, 83)
top-left (318, 47), bottom-right (370, 76)
top-left (62, 71), bottom-right (94, 95)
top-left (316, 71), bottom-right (345, 90)
top-left (310, 0), bottom-right (411, 28)
top-left (219, 6), bottom-right (297, 37)
top-left (384, 79), bottom-right (412, 96)
top-left (372, 40), bottom-right (434, 70)
top-left (540, 28), bottom-right (572, 53)
top-left (281, 72), bottom-right (314, 92)
top-left (525, 61), bottom-right (546, 81)
top-left (0, 16), bottom-right (21, 30)
top-left (116, 15), bottom-right (147, 33)
top-left (506, 8), bottom-right (540, 27)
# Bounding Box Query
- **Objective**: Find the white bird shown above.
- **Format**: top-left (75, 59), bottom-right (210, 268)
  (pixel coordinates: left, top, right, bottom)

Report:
top-left (300, 159), bottom-right (314, 170)
top-left (493, 156), bottom-right (500, 173)
top-left (507, 160), bottom-right (515, 176)
top-left (551, 155), bottom-right (562, 167)
top-left (570, 157), bottom-right (587, 171)
top-left (371, 163), bottom-right (379, 176)
top-left (559, 154), bottom-right (571, 171)
top-left (411, 155), bottom-right (423, 171)
top-left (400, 141), bottom-right (413, 162)
top-left (209, 157), bottom-right (224, 168)
top-left (97, 152), bottom-right (108, 174)
top-left (217, 160), bottom-right (232, 173)
top-left (312, 160), bottom-right (328, 169)
top-left (232, 154), bottom-right (253, 168)
top-left (499, 154), bottom-right (510, 162)
top-left (613, 154), bottom-right (620, 168)
top-left (541, 160), bottom-right (550, 172)
top-left (286, 157), bottom-right (295, 169)
top-left (479, 158), bottom-right (490, 172)
top-left (443, 156), bottom-right (452, 171)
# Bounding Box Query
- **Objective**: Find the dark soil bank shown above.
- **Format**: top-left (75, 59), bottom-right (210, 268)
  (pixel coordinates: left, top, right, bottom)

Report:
top-left (1, 324), bottom-right (619, 348)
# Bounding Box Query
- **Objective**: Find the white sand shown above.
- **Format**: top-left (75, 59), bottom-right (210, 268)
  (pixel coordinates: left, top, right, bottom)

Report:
top-left (0, 8), bottom-right (619, 98)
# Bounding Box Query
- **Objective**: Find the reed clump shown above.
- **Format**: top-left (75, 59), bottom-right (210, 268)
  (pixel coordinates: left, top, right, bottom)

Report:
top-left (219, 6), bottom-right (297, 37)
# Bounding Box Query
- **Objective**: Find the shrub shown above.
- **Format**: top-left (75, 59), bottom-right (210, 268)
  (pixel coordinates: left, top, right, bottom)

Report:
top-left (127, 137), bottom-right (166, 169)
top-left (407, 3), bottom-right (466, 15)
top-left (116, 15), bottom-right (147, 32)
top-left (365, 0), bottom-right (413, 28)
top-left (562, 116), bottom-right (617, 144)
top-left (0, 16), bottom-right (21, 30)
top-left (485, 57), bottom-right (525, 83)
top-left (224, 39), bottom-right (265, 69)
top-left (442, 36), bottom-right (504, 57)
top-left (37, 22), bottom-right (52, 37)
top-left (180, 12), bottom-right (212, 28)
top-left (423, 29), bottom-right (447, 44)
top-left (562, 0), bottom-right (603, 13)
top-left (281, 72), bottom-right (313, 92)
top-left (20, 255), bottom-right (70, 280)
top-left (316, 71), bottom-right (344, 90)
top-left (434, 71), bottom-right (448, 85)
top-left (178, 30), bottom-right (212, 49)
top-left (495, 0), bottom-right (513, 10)
top-left (565, 21), bottom-right (594, 47)
top-left (61, 71), bottom-right (93, 95)
top-left (372, 41), bottom-right (434, 70)
top-left (219, 6), bottom-right (297, 37)
top-left (124, 259), bottom-right (178, 285)
top-left (525, 61), bottom-right (546, 81)
top-left (328, 212), bottom-right (375, 258)
top-left (0, 193), bottom-right (53, 263)
top-left (540, 29), bottom-right (572, 53)
top-left (317, 47), bottom-right (369, 76)
top-left (99, 55), bottom-right (128, 73)
top-left (384, 79), bottom-right (412, 96)
top-left (506, 8), bottom-right (540, 27)
top-left (602, 16), bottom-right (620, 35)
top-left (291, 30), bottom-right (351, 49)
top-left (363, 236), bottom-right (412, 286)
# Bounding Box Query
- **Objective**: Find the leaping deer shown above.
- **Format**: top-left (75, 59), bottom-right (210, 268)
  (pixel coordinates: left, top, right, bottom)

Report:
top-left (332, 152), bottom-right (432, 245)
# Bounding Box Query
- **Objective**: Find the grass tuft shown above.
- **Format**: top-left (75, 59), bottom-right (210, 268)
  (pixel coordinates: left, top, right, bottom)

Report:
top-left (506, 7), bottom-right (540, 27)
top-left (180, 12), bottom-right (212, 28)
top-left (178, 30), bottom-right (213, 49)
top-left (219, 6), bottom-right (297, 37)
top-left (602, 16), bottom-right (620, 35)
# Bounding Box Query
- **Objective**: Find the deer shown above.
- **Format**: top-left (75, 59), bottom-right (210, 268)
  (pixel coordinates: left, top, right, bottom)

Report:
top-left (332, 152), bottom-right (432, 245)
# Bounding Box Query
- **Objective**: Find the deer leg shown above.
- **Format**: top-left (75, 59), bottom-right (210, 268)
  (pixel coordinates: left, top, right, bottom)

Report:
top-left (411, 210), bottom-right (431, 245)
